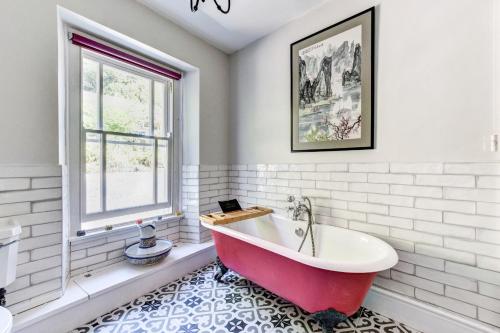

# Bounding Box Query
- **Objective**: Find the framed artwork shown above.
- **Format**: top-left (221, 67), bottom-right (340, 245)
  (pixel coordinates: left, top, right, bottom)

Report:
top-left (291, 7), bottom-right (375, 152)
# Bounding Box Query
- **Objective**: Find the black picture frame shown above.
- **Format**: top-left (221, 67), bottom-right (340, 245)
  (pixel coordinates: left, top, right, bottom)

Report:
top-left (290, 7), bottom-right (375, 152)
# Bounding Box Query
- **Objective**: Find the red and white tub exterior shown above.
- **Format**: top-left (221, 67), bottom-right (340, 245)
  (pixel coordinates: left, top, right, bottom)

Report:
top-left (201, 214), bottom-right (398, 317)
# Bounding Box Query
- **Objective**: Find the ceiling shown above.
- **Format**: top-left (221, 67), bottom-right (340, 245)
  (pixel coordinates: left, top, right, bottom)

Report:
top-left (138, 0), bottom-right (332, 54)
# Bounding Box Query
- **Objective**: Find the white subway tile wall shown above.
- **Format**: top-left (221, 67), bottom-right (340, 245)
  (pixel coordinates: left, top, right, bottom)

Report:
top-left (0, 165), bottom-right (63, 315)
top-left (3, 162), bottom-right (499, 329)
top-left (224, 162), bottom-right (500, 328)
top-left (181, 165), bottom-right (229, 243)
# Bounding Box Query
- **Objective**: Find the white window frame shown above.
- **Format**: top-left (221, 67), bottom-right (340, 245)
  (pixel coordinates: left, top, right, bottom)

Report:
top-left (66, 33), bottom-right (182, 236)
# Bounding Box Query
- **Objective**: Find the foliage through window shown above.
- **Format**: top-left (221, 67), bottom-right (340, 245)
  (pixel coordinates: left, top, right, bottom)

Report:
top-left (81, 50), bottom-right (174, 229)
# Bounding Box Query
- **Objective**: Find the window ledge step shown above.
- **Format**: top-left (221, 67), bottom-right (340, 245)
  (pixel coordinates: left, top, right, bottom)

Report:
top-left (13, 241), bottom-right (215, 332)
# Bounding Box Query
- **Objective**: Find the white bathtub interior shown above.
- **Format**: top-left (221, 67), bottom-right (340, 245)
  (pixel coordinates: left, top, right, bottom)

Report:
top-left (205, 214), bottom-right (398, 273)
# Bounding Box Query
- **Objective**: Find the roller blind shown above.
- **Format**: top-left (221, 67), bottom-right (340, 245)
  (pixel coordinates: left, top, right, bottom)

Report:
top-left (70, 33), bottom-right (182, 80)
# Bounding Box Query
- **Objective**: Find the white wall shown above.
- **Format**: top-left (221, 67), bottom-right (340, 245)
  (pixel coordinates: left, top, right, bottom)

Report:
top-left (229, 0), bottom-right (498, 164)
top-left (494, 0), bottom-right (500, 138)
top-left (0, 0), bottom-right (229, 165)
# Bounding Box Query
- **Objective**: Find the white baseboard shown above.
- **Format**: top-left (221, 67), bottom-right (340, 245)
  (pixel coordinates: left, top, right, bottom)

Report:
top-left (14, 243), bottom-right (216, 333)
top-left (364, 286), bottom-right (499, 333)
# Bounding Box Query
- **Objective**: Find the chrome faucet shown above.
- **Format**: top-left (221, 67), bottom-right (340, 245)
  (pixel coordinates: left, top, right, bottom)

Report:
top-left (287, 195), bottom-right (316, 257)
top-left (287, 195), bottom-right (314, 222)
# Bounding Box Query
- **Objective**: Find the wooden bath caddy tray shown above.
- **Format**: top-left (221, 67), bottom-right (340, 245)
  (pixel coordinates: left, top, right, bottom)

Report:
top-left (200, 206), bottom-right (273, 226)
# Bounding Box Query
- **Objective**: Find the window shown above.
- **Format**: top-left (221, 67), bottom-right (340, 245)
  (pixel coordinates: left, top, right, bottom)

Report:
top-left (66, 35), bottom-right (180, 234)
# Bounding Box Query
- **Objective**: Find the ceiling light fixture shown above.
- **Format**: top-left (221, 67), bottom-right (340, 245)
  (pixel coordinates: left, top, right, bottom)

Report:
top-left (190, 0), bottom-right (231, 14)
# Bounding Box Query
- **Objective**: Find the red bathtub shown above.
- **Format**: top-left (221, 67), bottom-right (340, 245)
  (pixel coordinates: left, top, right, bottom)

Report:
top-left (201, 214), bottom-right (398, 331)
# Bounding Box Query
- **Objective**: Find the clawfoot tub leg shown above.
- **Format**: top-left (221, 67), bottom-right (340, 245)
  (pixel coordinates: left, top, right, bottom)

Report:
top-left (312, 308), bottom-right (348, 333)
top-left (214, 256), bottom-right (229, 282)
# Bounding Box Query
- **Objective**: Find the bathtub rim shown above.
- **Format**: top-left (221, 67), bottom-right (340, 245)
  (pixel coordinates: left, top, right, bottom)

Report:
top-left (201, 213), bottom-right (398, 273)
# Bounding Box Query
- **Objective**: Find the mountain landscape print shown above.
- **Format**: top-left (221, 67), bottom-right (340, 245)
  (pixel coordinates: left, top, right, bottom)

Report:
top-left (298, 25), bottom-right (362, 143)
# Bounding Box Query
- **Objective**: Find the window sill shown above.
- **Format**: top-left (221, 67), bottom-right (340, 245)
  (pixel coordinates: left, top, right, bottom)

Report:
top-left (81, 208), bottom-right (174, 232)
top-left (81, 208), bottom-right (174, 231)
top-left (69, 213), bottom-right (183, 246)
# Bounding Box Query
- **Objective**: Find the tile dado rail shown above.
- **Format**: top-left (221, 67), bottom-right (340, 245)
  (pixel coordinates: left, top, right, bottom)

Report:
top-left (222, 162), bottom-right (500, 328)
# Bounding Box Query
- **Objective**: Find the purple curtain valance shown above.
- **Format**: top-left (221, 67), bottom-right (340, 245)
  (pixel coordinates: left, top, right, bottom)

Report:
top-left (71, 33), bottom-right (182, 80)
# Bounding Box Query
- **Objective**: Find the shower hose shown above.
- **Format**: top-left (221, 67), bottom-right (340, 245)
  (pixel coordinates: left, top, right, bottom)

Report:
top-left (298, 198), bottom-right (316, 257)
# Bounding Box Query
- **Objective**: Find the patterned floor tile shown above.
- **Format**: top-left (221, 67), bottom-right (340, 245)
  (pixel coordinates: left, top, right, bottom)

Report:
top-left (70, 263), bottom-right (422, 333)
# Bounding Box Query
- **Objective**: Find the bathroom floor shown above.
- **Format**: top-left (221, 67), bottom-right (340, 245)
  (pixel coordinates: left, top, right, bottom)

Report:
top-left (71, 263), bottom-right (421, 333)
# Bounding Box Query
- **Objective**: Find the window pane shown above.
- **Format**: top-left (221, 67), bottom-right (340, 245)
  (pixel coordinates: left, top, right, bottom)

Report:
top-left (106, 135), bottom-right (154, 210)
top-left (85, 132), bottom-right (102, 214)
top-left (82, 58), bottom-right (99, 129)
top-left (157, 139), bottom-right (169, 203)
top-left (102, 65), bottom-right (151, 135)
top-left (154, 81), bottom-right (165, 136)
